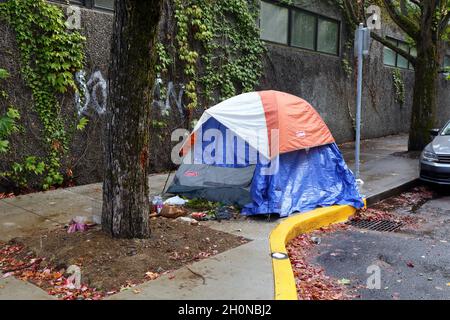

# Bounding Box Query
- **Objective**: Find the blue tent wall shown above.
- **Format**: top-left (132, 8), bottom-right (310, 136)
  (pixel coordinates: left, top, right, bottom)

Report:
top-left (193, 117), bottom-right (262, 167)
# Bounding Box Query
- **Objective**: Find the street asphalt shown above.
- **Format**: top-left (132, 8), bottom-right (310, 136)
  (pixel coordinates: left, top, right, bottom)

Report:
top-left (311, 187), bottom-right (450, 300)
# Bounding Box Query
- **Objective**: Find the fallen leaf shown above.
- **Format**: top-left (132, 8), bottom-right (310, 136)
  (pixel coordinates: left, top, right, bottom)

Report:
top-left (144, 272), bottom-right (159, 280)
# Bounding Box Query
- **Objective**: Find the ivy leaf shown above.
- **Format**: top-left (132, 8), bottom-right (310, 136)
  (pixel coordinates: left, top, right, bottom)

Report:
top-left (35, 161), bottom-right (46, 175)
top-left (6, 107), bottom-right (20, 120)
top-left (0, 68), bottom-right (9, 80)
top-left (0, 140), bottom-right (9, 153)
top-left (76, 117), bottom-right (89, 131)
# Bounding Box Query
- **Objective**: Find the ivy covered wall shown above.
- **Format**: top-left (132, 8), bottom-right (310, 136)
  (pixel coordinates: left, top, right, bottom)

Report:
top-left (0, 1), bottom-right (112, 192)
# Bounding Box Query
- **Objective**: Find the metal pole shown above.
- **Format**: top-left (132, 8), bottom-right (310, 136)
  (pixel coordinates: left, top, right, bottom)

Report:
top-left (355, 23), bottom-right (364, 181)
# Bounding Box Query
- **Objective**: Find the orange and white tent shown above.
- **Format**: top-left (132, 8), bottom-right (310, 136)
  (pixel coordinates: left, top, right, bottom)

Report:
top-left (187, 90), bottom-right (335, 158)
top-left (169, 90), bottom-right (364, 217)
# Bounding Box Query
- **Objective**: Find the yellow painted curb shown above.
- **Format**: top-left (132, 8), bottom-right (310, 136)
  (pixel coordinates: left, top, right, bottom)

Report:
top-left (269, 203), bottom-right (365, 300)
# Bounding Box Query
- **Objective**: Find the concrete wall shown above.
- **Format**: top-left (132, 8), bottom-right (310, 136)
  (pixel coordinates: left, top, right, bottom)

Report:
top-left (0, 0), bottom-right (449, 188)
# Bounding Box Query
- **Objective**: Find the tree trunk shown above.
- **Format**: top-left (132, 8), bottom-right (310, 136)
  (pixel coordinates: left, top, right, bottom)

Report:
top-left (408, 2), bottom-right (439, 151)
top-left (102, 0), bottom-right (162, 238)
top-left (408, 48), bottom-right (439, 151)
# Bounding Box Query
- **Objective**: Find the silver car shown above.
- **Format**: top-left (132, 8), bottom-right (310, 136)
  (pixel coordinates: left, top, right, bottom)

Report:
top-left (420, 120), bottom-right (450, 185)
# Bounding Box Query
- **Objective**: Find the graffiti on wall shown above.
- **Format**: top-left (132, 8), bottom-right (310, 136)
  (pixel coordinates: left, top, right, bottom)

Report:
top-left (152, 76), bottom-right (185, 116)
top-left (65, 5), bottom-right (81, 30)
top-left (74, 73), bottom-right (186, 118)
top-left (74, 70), bottom-right (108, 116)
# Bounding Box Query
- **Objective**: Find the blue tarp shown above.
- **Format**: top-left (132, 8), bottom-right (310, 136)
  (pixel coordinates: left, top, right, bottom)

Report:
top-left (241, 143), bottom-right (365, 217)
top-left (187, 117), bottom-right (364, 217)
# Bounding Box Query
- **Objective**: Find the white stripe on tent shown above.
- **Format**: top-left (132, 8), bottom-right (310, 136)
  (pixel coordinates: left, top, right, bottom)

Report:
top-left (185, 92), bottom-right (270, 159)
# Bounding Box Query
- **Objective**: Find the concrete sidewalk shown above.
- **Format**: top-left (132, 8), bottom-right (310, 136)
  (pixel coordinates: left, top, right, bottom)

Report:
top-left (0, 134), bottom-right (419, 300)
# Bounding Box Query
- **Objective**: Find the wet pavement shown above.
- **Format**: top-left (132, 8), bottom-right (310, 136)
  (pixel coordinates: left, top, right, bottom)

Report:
top-left (311, 186), bottom-right (450, 300)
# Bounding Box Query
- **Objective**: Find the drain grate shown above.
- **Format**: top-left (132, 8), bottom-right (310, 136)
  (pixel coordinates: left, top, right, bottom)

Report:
top-left (348, 219), bottom-right (403, 232)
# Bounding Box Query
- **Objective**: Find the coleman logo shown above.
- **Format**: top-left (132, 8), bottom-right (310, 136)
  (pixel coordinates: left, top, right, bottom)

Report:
top-left (184, 171), bottom-right (199, 177)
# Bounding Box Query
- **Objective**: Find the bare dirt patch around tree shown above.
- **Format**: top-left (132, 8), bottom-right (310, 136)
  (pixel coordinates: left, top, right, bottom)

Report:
top-left (0, 218), bottom-right (248, 299)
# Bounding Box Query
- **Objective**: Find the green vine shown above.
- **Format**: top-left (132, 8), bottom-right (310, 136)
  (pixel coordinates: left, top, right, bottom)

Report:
top-left (174, 0), bottom-right (200, 110)
top-left (155, 42), bottom-right (172, 75)
top-left (0, 68), bottom-right (20, 154)
top-left (159, 0), bottom-right (266, 112)
top-left (392, 68), bottom-right (405, 105)
top-left (341, 57), bottom-right (352, 78)
top-left (0, 0), bottom-right (86, 189)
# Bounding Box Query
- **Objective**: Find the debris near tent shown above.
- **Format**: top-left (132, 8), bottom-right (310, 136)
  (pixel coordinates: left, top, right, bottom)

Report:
top-left (153, 195), bottom-right (241, 223)
top-left (0, 218), bottom-right (248, 299)
top-left (159, 205), bottom-right (189, 219)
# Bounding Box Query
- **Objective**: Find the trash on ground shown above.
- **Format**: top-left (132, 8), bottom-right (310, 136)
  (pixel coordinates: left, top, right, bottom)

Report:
top-left (67, 216), bottom-right (90, 234)
top-left (213, 206), bottom-right (233, 221)
top-left (337, 278), bottom-right (351, 285)
top-left (160, 205), bottom-right (188, 219)
top-left (191, 212), bottom-right (209, 221)
top-left (176, 216), bottom-right (198, 225)
top-left (92, 215), bottom-right (101, 225)
top-left (164, 196), bottom-right (188, 206)
top-left (311, 236), bottom-right (321, 245)
top-left (151, 195), bottom-right (164, 214)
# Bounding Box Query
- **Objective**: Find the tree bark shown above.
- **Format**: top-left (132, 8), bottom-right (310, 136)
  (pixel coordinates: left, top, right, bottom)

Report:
top-left (102, 0), bottom-right (162, 238)
top-left (408, 1), bottom-right (440, 151)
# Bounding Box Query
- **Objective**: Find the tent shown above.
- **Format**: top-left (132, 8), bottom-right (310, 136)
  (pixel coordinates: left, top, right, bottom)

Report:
top-left (167, 90), bottom-right (364, 217)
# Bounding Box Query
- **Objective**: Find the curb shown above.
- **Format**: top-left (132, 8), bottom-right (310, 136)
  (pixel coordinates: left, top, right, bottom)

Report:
top-left (269, 204), bottom-right (360, 300)
top-left (365, 178), bottom-right (419, 206)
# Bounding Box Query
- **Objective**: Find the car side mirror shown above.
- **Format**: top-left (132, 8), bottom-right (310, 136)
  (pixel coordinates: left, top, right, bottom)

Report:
top-left (429, 128), bottom-right (440, 137)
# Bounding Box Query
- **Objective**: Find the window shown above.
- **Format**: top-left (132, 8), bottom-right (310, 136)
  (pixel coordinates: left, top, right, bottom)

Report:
top-left (93, 0), bottom-right (114, 11)
top-left (291, 11), bottom-right (316, 50)
top-left (260, 1), bottom-right (288, 44)
top-left (50, 0), bottom-right (114, 11)
top-left (444, 55), bottom-right (450, 68)
top-left (260, 0), bottom-right (340, 56)
top-left (441, 121), bottom-right (450, 136)
top-left (383, 37), bottom-right (414, 70)
top-left (317, 18), bottom-right (339, 54)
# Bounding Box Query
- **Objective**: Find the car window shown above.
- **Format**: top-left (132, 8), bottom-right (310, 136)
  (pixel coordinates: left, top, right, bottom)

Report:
top-left (442, 122), bottom-right (450, 135)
